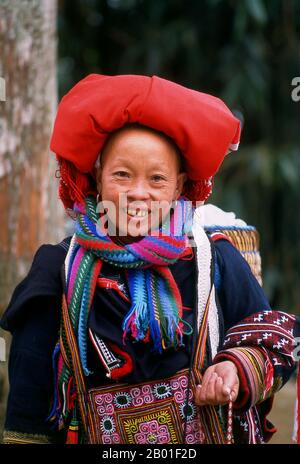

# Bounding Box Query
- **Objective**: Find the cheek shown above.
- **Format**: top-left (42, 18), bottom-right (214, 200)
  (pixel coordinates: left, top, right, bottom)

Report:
top-left (100, 179), bottom-right (122, 202)
top-left (152, 183), bottom-right (178, 202)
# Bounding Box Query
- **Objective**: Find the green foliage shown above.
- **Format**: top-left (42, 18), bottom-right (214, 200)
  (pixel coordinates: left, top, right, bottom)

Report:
top-left (58, 0), bottom-right (300, 312)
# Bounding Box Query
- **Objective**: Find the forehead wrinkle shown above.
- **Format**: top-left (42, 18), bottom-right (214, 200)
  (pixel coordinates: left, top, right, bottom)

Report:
top-left (102, 160), bottom-right (173, 177)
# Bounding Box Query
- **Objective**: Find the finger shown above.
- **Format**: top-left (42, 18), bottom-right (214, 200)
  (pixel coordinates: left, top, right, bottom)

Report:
top-left (229, 381), bottom-right (239, 402)
top-left (197, 369), bottom-right (215, 404)
top-left (215, 376), bottom-right (229, 403)
top-left (205, 372), bottom-right (219, 403)
top-left (214, 376), bottom-right (231, 404)
top-left (195, 372), bottom-right (217, 406)
top-left (222, 383), bottom-right (231, 398)
top-left (194, 384), bottom-right (203, 405)
top-left (201, 368), bottom-right (215, 392)
top-left (222, 378), bottom-right (239, 405)
top-left (220, 369), bottom-right (239, 395)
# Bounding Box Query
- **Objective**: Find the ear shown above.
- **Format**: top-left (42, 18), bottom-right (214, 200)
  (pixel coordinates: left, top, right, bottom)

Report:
top-left (175, 172), bottom-right (187, 198)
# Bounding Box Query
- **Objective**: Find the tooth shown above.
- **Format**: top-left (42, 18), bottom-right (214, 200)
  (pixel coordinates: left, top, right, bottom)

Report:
top-left (127, 209), bottom-right (148, 217)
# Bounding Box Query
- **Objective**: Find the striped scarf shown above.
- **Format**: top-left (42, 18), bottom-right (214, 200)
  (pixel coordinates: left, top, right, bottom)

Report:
top-left (49, 195), bottom-right (194, 430)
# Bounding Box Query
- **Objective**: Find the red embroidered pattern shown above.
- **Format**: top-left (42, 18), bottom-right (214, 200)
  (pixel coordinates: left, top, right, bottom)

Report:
top-left (223, 310), bottom-right (295, 356)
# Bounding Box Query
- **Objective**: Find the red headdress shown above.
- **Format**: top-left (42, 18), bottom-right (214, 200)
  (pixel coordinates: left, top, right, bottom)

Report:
top-left (50, 74), bottom-right (241, 210)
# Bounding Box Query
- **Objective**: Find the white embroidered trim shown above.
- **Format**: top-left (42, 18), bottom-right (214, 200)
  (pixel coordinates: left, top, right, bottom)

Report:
top-left (64, 234), bottom-right (78, 282)
top-left (191, 209), bottom-right (211, 330)
top-left (192, 207), bottom-right (220, 359)
top-left (208, 284), bottom-right (220, 359)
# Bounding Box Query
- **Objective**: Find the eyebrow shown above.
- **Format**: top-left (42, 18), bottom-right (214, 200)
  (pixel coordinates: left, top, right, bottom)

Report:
top-left (109, 158), bottom-right (169, 171)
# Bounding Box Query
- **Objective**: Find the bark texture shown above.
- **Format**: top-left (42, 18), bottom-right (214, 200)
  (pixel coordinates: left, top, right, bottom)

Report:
top-left (0, 0), bottom-right (63, 439)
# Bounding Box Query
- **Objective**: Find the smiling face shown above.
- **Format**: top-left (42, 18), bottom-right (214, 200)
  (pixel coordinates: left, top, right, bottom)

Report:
top-left (95, 125), bottom-right (187, 238)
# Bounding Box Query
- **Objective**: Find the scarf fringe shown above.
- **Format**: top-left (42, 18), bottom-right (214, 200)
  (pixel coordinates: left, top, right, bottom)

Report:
top-left (47, 343), bottom-right (62, 426)
top-left (122, 300), bottom-right (149, 342)
top-left (47, 345), bottom-right (76, 431)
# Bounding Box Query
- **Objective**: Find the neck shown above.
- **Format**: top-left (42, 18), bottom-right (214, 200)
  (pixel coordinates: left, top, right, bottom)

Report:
top-left (110, 235), bottom-right (144, 246)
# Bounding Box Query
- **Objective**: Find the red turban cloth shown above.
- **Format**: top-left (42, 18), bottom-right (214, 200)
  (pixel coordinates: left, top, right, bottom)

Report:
top-left (50, 74), bottom-right (241, 209)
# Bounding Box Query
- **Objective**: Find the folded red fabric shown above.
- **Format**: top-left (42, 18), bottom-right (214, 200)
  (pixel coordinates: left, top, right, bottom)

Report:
top-left (51, 73), bottom-right (240, 180)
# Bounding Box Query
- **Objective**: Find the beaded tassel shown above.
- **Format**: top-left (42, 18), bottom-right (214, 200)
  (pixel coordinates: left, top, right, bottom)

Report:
top-left (66, 408), bottom-right (79, 444)
top-left (226, 396), bottom-right (234, 444)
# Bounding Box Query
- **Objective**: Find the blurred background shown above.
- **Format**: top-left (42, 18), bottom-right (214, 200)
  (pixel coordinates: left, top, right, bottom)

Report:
top-left (0, 0), bottom-right (299, 444)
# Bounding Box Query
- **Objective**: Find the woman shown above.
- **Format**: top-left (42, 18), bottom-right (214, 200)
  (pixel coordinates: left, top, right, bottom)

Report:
top-left (1, 74), bottom-right (299, 444)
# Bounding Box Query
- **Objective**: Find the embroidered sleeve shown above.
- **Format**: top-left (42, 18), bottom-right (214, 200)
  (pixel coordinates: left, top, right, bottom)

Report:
top-left (213, 346), bottom-right (277, 411)
top-left (213, 309), bottom-right (297, 413)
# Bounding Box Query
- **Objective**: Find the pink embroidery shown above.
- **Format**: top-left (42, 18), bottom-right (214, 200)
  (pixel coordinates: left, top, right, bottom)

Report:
top-left (135, 421), bottom-right (171, 444)
top-left (87, 369), bottom-right (204, 444)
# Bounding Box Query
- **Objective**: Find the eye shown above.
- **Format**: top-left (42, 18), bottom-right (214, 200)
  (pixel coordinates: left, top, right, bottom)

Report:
top-left (151, 175), bottom-right (166, 182)
top-left (114, 171), bottom-right (130, 178)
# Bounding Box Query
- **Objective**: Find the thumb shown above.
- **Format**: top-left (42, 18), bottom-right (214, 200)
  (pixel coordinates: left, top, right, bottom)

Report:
top-left (221, 371), bottom-right (239, 400)
top-left (229, 381), bottom-right (239, 402)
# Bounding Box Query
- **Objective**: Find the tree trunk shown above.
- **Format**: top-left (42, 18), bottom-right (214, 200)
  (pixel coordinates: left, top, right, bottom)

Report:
top-left (0, 0), bottom-right (63, 438)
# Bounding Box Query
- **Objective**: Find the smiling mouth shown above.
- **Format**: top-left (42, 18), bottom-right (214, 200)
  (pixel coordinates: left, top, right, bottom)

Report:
top-left (126, 208), bottom-right (149, 218)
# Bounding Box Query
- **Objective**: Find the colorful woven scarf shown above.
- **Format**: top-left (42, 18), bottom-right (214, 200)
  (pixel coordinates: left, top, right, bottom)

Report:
top-left (49, 194), bottom-right (194, 432)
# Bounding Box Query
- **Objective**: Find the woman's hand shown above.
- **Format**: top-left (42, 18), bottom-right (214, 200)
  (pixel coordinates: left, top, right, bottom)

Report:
top-left (194, 361), bottom-right (239, 406)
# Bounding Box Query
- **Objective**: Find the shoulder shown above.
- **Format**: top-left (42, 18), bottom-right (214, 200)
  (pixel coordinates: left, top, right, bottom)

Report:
top-left (33, 235), bottom-right (72, 264)
top-left (210, 237), bottom-right (271, 329)
top-left (0, 236), bottom-right (72, 332)
top-left (19, 235), bottom-right (72, 292)
top-left (211, 234), bottom-right (263, 291)
top-left (212, 236), bottom-right (250, 269)
top-left (211, 236), bottom-right (260, 286)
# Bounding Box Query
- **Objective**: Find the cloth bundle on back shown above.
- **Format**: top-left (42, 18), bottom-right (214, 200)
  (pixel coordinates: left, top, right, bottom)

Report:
top-left (1, 73), bottom-right (299, 445)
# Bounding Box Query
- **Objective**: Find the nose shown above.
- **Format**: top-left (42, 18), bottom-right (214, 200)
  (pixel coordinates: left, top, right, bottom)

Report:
top-left (127, 180), bottom-right (151, 201)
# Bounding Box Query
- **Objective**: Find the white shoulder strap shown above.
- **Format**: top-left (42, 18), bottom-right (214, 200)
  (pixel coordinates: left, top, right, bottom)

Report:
top-left (192, 207), bottom-right (220, 359)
